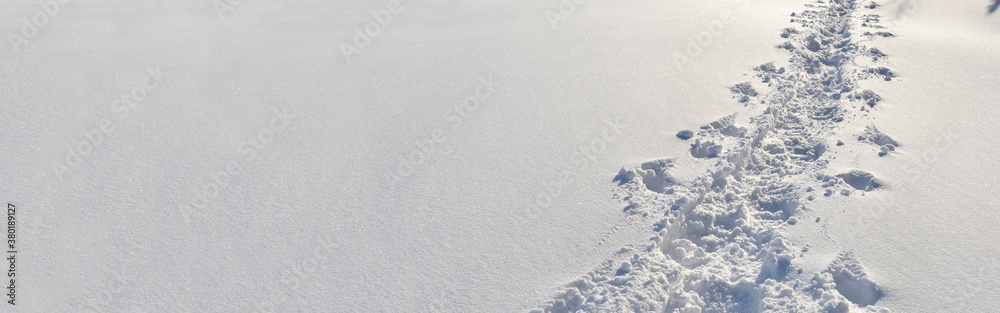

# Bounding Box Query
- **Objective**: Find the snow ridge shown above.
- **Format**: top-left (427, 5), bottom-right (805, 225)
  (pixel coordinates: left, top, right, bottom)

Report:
top-left (535, 1), bottom-right (898, 312)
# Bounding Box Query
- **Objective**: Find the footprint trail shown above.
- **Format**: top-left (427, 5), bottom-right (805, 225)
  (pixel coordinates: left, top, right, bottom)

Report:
top-left (536, 1), bottom-right (898, 312)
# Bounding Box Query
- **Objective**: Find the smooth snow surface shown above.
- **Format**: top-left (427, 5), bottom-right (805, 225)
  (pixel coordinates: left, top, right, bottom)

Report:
top-left (0, 0), bottom-right (997, 312)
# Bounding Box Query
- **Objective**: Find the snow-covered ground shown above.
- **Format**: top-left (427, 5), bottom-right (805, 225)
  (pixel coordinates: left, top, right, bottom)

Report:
top-left (0, 0), bottom-right (997, 312)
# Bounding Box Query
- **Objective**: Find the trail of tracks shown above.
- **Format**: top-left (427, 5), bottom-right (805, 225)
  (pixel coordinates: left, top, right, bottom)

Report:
top-left (536, 1), bottom-right (898, 312)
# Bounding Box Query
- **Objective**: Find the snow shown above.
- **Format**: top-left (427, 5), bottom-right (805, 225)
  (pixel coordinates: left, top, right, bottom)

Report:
top-left (785, 1), bottom-right (1000, 312)
top-left (0, 0), bottom-right (998, 312)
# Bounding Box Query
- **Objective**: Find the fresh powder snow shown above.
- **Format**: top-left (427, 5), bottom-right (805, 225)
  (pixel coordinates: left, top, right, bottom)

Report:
top-left (0, 0), bottom-right (997, 312)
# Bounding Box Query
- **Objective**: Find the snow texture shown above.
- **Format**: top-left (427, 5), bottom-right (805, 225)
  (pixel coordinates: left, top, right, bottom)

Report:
top-left (536, 1), bottom-right (900, 311)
